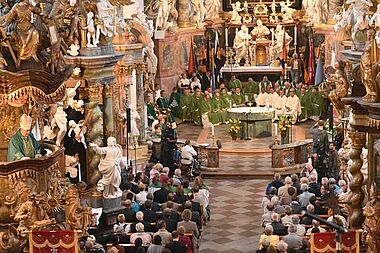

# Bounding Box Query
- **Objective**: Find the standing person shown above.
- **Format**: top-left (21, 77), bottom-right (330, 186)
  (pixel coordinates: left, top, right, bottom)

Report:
top-left (244, 77), bottom-right (259, 101)
top-left (179, 88), bottom-right (193, 122)
top-left (190, 76), bottom-right (201, 92)
top-left (161, 122), bottom-right (177, 170)
top-left (273, 89), bottom-right (287, 119)
top-left (211, 89), bottom-right (224, 124)
top-left (290, 53), bottom-right (302, 83)
top-left (328, 142), bottom-right (339, 180)
top-left (310, 87), bottom-right (324, 121)
top-left (169, 87), bottom-right (181, 118)
top-left (297, 87), bottom-right (311, 122)
top-left (220, 88), bottom-right (232, 122)
top-left (200, 93), bottom-right (212, 127)
top-left (285, 88), bottom-right (302, 124)
top-left (8, 114), bottom-right (41, 161)
top-left (309, 120), bottom-right (329, 181)
top-left (227, 75), bottom-right (242, 91)
top-left (177, 73), bottom-right (190, 93)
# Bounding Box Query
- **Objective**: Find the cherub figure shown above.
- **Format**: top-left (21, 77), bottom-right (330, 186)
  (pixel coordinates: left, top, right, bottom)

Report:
top-left (84, 12), bottom-right (97, 47)
top-left (68, 120), bottom-right (87, 148)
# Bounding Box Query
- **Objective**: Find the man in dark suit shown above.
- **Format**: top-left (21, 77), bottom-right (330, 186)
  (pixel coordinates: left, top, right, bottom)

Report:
top-left (184, 201), bottom-right (201, 227)
top-left (162, 208), bottom-right (178, 232)
top-left (310, 120), bottom-right (329, 181)
top-left (167, 231), bottom-right (186, 253)
top-left (270, 213), bottom-right (287, 236)
top-left (154, 183), bottom-right (170, 204)
top-left (122, 199), bottom-right (136, 222)
top-left (142, 200), bottom-right (158, 223)
top-left (130, 211), bottom-right (152, 232)
top-left (146, 192), bottom-right (161, 211)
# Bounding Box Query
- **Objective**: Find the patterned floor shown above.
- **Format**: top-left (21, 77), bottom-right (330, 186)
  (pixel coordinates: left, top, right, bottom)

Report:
top-left (199, 179), bottom-right (268, 253)
top-left (217, 155), bottom-right (272, 174)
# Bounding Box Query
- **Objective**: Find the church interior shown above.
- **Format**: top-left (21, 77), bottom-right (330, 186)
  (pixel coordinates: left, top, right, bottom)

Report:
top-left (0, 0), bottom-right (380, 252)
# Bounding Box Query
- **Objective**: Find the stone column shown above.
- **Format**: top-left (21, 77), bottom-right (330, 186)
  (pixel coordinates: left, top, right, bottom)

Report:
top-left (85, 82), bottom-right (104, 185)
top-left (177, 0), bottom-right (192, 28)
top-left (103, 83), bottom-right (115, 140)
top-left (136, 64), bottom-right (147, 141)
top-left (348, 131), bottom-right (366, 229)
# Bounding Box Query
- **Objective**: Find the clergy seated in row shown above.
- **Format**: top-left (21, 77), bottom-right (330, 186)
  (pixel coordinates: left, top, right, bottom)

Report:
top-left (8, 114), bottom-right (42, 161)
top-left (259, 76), bottom-right (273, 92)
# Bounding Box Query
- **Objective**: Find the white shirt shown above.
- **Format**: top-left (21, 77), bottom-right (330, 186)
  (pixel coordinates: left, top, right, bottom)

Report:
top-left (180, 145), bottom-right (197, 165)
top-left (135, 191), bottom-right (148, 205)
top-left (178, 78), bottom-right (190, 88)
top-left (190, 81), bottom-right (201, 90)
top-left (274, 95), bottom-right (287, 110)
top-left (256, 93), bottom-right (268, 107)
top-left (285, 95), bottom-right (302, 114)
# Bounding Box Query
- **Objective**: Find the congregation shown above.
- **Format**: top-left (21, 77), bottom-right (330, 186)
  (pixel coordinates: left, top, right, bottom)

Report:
top-left (148, 73), bottom-right (329, 128)
top-left (94, 163), bottom-right (210, 253)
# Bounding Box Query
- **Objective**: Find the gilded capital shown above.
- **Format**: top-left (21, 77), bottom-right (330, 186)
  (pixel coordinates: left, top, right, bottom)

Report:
top-left (87, 83), bottom-right (102, 102)
top-left (349, 131), bottom-right (366, 148)
top-left (104, 84), bottom-right (113, 98)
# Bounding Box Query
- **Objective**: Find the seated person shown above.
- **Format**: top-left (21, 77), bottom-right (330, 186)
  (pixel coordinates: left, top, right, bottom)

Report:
top-left (130, 223), bottom-right (152, 245)
top-left (131, 211), bottom-right (152, 232)
top-left (8, 114), bottom-right (41, 161)
top-left (258, 224), bottom-right (279, 249)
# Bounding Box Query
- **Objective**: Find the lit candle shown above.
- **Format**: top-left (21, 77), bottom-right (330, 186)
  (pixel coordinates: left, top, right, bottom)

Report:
top-left (78, 163), bottom-right (82, 182)
top-left (274, 123), bottom-right (278, 136)
top-left (211, 124), bottom-right (215, 136)
top-left (225, 28), bottom-right (228, 47)
top-left (294, 25), bottom-right (297, 46)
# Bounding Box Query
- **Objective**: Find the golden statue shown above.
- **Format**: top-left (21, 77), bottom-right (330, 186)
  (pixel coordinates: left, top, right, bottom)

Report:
top-left (361, 28), bottom-right (380, 103)
top-left (325, 62), bottom-right (349, 114)
top-left (0, 0), bottom-right (41, 68)
top-left (65, 186), bottom-right (92, 234)
top-left (362, 188), bottom-right (380, 253)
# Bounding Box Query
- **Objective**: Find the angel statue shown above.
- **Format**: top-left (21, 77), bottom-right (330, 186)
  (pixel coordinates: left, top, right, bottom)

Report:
top-left (230, 3), bottom-right (242, 24)
top-left (155, 0), bottom-right (170, 30)
top-left (51, 106), bottom-right (67, 147)
top-left (66, 81), bottom-right (84, 113)
top-left (95, 0), bottom-right (114, 44)
top-left (233, 25), bottom-right (251, 65)
top-left (84, 12), bottom-right (97, 47)
top-left (65, 154), bottom-right (80, 178)
top-left (125, 108), bottom-right (140, 148)
top-left (89, 137), bottom-right (123, 199)
top-left (191, 0), bottom-right (206, 29)
top-left (68, 120), bottom-right (87, 148)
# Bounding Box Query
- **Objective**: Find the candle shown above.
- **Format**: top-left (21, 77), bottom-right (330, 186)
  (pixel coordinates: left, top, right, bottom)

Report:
top-left (271, 28), bottom-right (274, 46)
top-left (229, 100), bottom-right (232, 108)
top-left (274, 123), bottom-right (278, 136)
top-left (211, 124), bottom-right (215, 136)
top-left (78, 163), bottom-right (82, 182)
top-left (294, 25), bottom-right (297, 46)
top-left (225, 28), bottom-right (228, 47)
top-left (31, 13), bottom-right (34, 23)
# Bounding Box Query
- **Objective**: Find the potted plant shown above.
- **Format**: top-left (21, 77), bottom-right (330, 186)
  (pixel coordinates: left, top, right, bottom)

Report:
top-left (228, 118), bottom-right (241, 140)
top-left (278, 115), bottom-right (292, 144)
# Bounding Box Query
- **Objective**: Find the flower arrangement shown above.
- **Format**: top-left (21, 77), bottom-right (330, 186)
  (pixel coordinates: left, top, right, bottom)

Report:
top-left (278, 115), bottom-right (292, 136)
top-left (228, 118), bottom-right (241, 139)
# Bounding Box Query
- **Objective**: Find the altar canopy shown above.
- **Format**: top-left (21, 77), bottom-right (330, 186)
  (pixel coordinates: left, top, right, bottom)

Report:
top-left (29, 231), bottom-right (79, 253)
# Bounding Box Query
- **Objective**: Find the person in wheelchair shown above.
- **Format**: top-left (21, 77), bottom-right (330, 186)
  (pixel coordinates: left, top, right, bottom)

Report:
top-left (180, 140), bottom-right (197, 179)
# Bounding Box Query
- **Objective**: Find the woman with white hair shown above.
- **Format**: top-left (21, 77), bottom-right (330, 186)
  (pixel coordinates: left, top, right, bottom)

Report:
top-left (130, 223), bottom-right (152, 244)
top-left (90, 137), bottom-right (123, 199)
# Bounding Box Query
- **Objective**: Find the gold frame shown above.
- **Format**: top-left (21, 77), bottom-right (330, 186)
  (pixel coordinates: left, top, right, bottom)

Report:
top-left (368, 133), bottom-right (380, 189)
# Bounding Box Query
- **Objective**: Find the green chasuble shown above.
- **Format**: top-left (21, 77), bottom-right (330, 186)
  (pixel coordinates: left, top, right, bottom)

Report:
top-left (310, 92), bottom-right (324, 117)
top-left (231, 93), bottom-right (244, 106)
top-left (243, 81), bottom-right (259, 101)
top-left (211, 97), bottom-right (223, 125)
top-left (228, 79), bottom-right (242, 91)
top-left (147, 103), bottom-right (157, 126)
top-left (192, 96), bottom-right (203, 126)
top-left (169, 92), bottom-right (181, 117)
top-left (157, 97), bottom-right (170, 108)
top-left (221, 94), bottom-right (232, 123)
top-left (8, 130), bottom-right (41, 161)
top-left (200, 98), bottom-right (212, 126)
top-left (179, 94), bottom-right (193, 122)
top-left (298, 93), bottom-right (311, 122)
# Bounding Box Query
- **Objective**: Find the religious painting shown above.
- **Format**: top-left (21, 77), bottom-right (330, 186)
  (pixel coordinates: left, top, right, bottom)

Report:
top-left (162, 45), bottom-right (174, 70)
top-left (368, 134), bottom-right (380, 188)
top-left (179, 40), bottom-right (189, 68)
top-left (223, 0), bottom-right (302, 11)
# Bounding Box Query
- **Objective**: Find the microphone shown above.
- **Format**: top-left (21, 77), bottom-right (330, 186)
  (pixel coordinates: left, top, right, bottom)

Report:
top-left (301, 211), bottom-right (348, 233)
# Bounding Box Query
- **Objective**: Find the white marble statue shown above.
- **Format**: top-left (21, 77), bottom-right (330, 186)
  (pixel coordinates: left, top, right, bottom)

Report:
top-left (43, 125), bottom-right (56, 140)
top-left (233, 25), bottom-right (251, 65)
top-left (135, 8), bottom-right (154, 36)
top-left (281, 1), bottom-right (295, 22)
top-left (346, 0), bottom-right (372, 34)
top-left (191, 0), bottom-right (206, 28)
top-left (96, 0), bottom-right (114, 43)
top-left (68, 120), bottom-right (87, 149)
top-left (90, 137), bottom-right (123, 199)
top-left (303, 0), bottom-right (318, 22)
top-left (166, 0), bottom-right (178, 30)
top-left (126, 108), bottom-right (140, 148)
top-left (65, 154), bottom-right (80, 178)
top-left (273, 25), bottom-right (292, 59)
top-left (251, 19), bottom-right (270, 41)
top-left (371, 3), bottom-right (380, 28)
top-left (67, 44), bottom-right (80, 56)
top-left (51, 106), bottom-right (67, 147)
top-left (156, 0), bottom-right (170, 30)
top-left (66, 81), bottom-right (84, 113)
top-left (230, 3), bottom-right (242, 24)
top-left (205, 0), bottom-right (220, 20)
top-left (84, 12), bottom-right (97, 47)
top-left (144, 41), bottom-right (158, 85)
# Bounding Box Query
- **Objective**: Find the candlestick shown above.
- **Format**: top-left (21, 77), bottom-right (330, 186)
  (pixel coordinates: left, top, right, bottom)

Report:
top-left (294, 25), bottom-right (297, 46)
top-left (78, 163), bottom-right (82, 182)
top-left (211, 124), bottom-right (215, 136)
top-left (274, 123), bottom-right (278, 136)
top-left (225, 28), bottom-right (228, 47)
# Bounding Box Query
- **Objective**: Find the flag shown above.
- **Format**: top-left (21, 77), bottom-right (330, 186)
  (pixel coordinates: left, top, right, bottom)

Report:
top-left (306, 36), bottom-right (315, 85)
top-left (201, 44), bottom-right (207, 73)
top-left (314, 57), bottom-right (324, 85)
top-left (281, 29), bottom-right (287, 76)
top-left (188, 38), bottom-right (195, 75)
top-left (212, 31), bottom-right (219, 91)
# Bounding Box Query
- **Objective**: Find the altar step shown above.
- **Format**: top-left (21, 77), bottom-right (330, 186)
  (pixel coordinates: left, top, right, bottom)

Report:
top-left (219, 148), bottom-right (271, 156)
top-left (202, 166), bottom-right (303, 179)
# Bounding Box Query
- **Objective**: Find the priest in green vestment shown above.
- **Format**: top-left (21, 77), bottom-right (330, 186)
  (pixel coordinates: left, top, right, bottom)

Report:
top-left (221, 88), bottom-right (232, 123)
top-left (211, 90), bottom-right (223, 125)
top-left (147, 102), bottom-right (157, 126)
top-left (192, 89), bottom-right (203, 126)
top-left (200, 94), bottom-right (212, 126)
top-left (156, 90), bottom-right (170, 109)
top-left (179, 88), bottom-right (193, 122)
top-left (169, 87), bottom-right (181, 118)
top-left (243, 77), bottom-right (259, 101)
top-left (297, 87), bottom-right (311, 122)
top-left (8, 114), bottom-right (41, 161)
top-left (227, 75), bottom-right (242, 91)
top-left (310, 87), bottom-right (324, 121)
top-left (231, 87), bottom-right (245, 106)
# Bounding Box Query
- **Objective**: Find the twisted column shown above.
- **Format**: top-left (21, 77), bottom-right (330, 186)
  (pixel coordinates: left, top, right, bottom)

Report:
top-left (348, 131), bottom-right (366, 229)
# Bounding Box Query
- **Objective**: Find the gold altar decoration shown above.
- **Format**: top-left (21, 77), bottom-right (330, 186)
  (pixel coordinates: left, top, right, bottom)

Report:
top-left (29, 230), bottom-right (79, 253)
